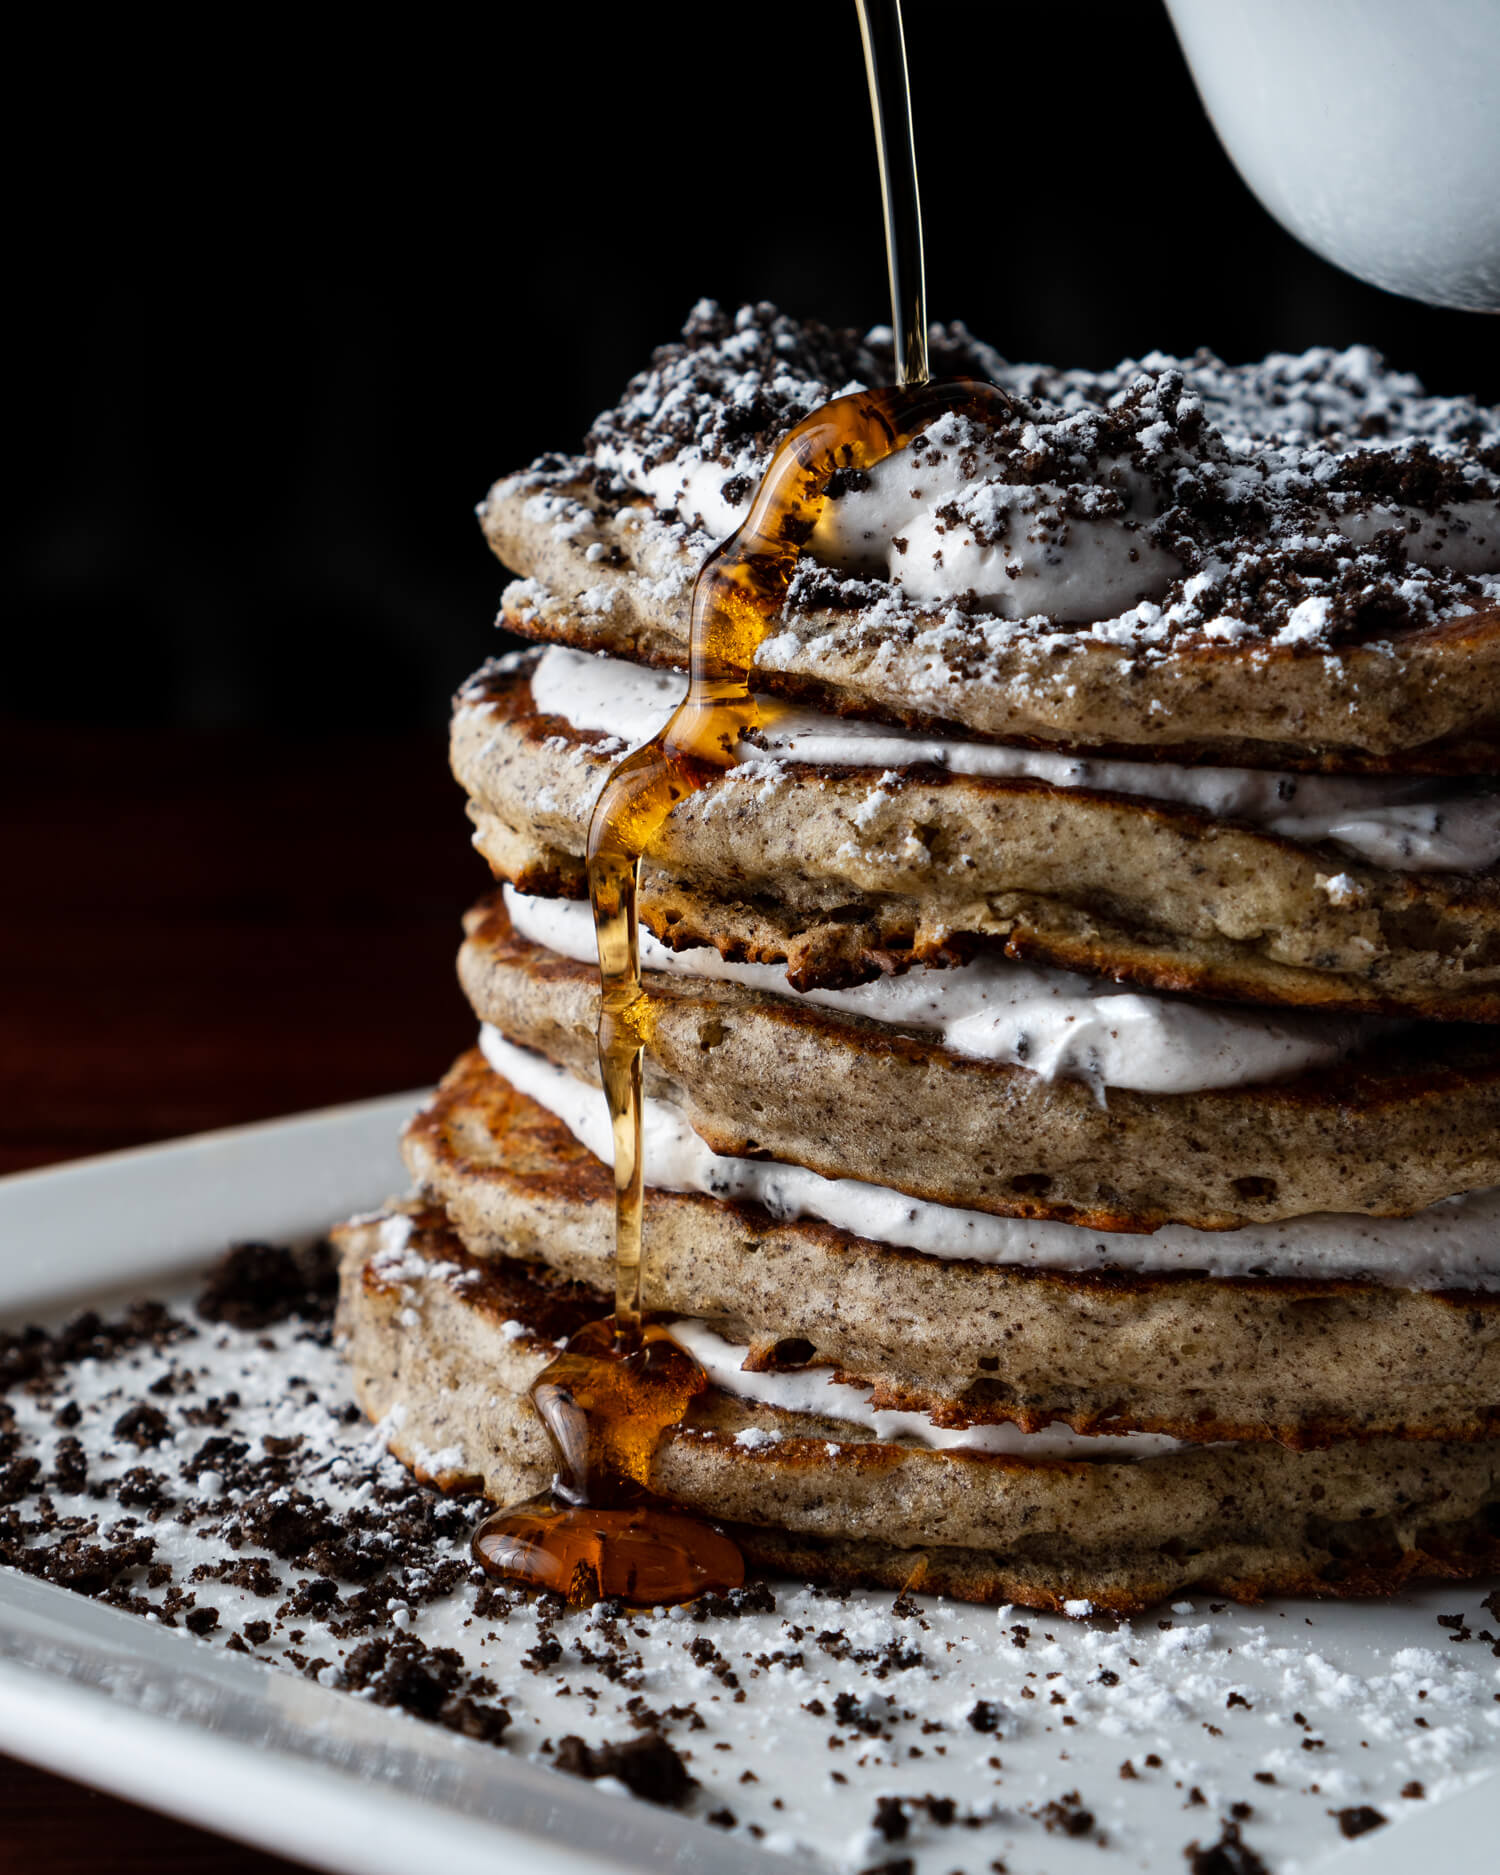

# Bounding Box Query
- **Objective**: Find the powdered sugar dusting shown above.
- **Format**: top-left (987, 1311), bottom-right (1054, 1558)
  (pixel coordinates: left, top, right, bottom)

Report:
top-left (558, 302), bottom-right (1500, 658)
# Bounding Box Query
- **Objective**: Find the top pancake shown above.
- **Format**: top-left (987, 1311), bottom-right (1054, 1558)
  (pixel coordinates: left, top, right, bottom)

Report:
top-left (486, 478), bottom-right (1500, 775)
top-left (481, 303), bottom-right (1500, 773)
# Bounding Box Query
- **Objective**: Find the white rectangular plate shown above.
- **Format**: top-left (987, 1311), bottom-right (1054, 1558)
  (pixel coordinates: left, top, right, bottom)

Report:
top-left (0, 1100), bottom-right (1495, 1875)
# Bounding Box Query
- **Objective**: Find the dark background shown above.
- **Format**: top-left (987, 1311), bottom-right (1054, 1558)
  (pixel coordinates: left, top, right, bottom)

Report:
top-left (10, 1), bottom-right (1498, 738)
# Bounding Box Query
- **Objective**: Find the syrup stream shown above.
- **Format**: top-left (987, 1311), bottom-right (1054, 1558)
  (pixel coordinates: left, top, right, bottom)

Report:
top-left (857, 0), bottom-right (929, 388)
top-left (472, 0), bottom-right (1002, 1608)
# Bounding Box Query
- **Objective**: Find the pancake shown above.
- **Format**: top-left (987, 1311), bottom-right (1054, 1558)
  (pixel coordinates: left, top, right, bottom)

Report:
top-left (334, 1206), bottom-right (1500, 1615)
top-left (452, 659), bottom-right (1500, 1020)
top-left (478, 300), bottom-right (1500, 772)
top-left (455, 895), bottom-right (1500, 1231)
top-left (403, 1049), bottom-right (1500, 1446)
top-left (485, 476), bottom-right (1500, 774)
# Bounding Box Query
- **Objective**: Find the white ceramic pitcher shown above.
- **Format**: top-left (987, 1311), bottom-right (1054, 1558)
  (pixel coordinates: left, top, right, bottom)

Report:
top-left (1165, 0), bottom-right (1500, 311)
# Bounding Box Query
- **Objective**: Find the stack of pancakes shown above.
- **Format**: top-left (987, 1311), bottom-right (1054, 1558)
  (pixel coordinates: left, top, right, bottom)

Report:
top-left (337, 305), bottom-right (1500, 1613)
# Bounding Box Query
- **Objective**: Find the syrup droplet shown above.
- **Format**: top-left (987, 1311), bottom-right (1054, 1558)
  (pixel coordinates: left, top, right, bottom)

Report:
top-left (472, 1502), bottom-right (745, 1609)
top-left (472, 1323), bottom-right (743, 1606)
top-left (473, 2), bottom-right (1008, 1609)
top-left (530, 1320), bottom-right (710, 1501)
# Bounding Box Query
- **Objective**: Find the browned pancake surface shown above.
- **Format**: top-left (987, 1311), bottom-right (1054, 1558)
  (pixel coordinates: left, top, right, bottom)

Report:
top-left (335, 1206), bottom-right (1500, 1615)
top-left (452, 660), bottom-right (1500, 1020)
top-left (456, 895), bottom-right (1500, 1230)
top-left (404, 1048), bottom-right (1500, 1446)
top-left (482, 470), bottom-right (1500, 772)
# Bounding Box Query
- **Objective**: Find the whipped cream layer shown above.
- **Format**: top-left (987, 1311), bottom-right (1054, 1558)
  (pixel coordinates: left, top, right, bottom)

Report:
top-left (478, 1028), bottom-right (1500, 1290)
top-left (668, 1318), bottom-right (1183, 1461)
top-left (504, 887), bottom-right (1370, 1098)
top-left (527, 645), bottom-right (1500, 873)
top-left (604, 412), bottom-right (1500, 620)
top-left (810, 427), bottom-right (1183, 624)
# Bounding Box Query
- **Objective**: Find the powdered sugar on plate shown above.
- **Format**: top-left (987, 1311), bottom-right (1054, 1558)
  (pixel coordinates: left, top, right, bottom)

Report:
top-left (2, 1244), bottom-right (1497, 1873)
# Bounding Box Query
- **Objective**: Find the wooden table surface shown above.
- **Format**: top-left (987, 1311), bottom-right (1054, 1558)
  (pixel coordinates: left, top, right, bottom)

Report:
top-left (1, 715), bottom-right (486, 1869)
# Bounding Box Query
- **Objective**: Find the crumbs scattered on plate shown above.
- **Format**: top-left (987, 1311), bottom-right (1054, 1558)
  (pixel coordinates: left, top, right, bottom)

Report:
top-left (2, 1244), bottom-right (1497, 1873)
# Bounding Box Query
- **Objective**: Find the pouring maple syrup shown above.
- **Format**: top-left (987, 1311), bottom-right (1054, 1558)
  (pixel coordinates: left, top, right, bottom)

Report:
top-left (473, 0), bottom-right (1010, 1607)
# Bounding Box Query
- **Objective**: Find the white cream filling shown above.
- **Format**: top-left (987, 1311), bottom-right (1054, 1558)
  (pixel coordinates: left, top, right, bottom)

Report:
top-left (478, 1027), bottom-right (1500, 1291)
top-left (527, 646), bottom-right (1500, 874)
top-left (503, 887), bottom-right (1370, 1098)
top-left (811, 440), bottom-right (1184, 625)
top-left (1333, 499), bottom-right (1500, 574)
top-left (666, 1318), bottom-right (1183, 1461)
top-left (593, 441), bottom-right (749, 545)
top-left (596, 417), bottom-right (1500, 617)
